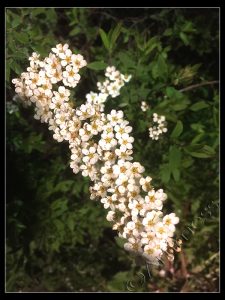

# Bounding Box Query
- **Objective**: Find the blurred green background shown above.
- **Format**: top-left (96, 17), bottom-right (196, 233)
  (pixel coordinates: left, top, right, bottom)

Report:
top-left (6, 8), bottom-right (219, 292)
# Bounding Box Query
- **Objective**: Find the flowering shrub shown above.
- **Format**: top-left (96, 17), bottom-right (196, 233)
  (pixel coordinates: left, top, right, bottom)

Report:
top-left (7, 8), bottom-right (219, 292)
top-left (12, 44), bottom-right (180, 265)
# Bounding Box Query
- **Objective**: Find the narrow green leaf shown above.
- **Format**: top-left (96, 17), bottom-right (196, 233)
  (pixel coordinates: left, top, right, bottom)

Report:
top-left (171, 120), bottom-right (183, 138)
top-left (69, 27), bottom-right (81, 36)
top-left (172, 168), bottom-right (180, 182)
top-left (99, 28), bottom-right (110, 50)
top-left (173, 103), bottom-right (188, 111)
top-left (161, 164), bottom-right (171, 183)
top-left (87, 61), bottom-right (107, 70)
top-left (188, 152), bottom-right (211, 158)
top-left (191, 133), bottom-right (205, 144)
top-left (145, 37), bottom-right (159, 55)
top-left (110, 22), bottom-right (122, 47)
top-left (190, 101), bottom-right (209, 111)
top-left (179, 32), bottom-right (189, 45)
top-left (169, 146), bottom-right (181, 169)
top-left (118, 103), bottom-right (128, 108)
top-left (185, 144), bottom-right (216, 158)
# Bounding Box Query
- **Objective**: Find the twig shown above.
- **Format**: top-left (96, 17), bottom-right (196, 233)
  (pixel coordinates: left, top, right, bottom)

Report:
top-left (180, 250), bottom-right (188, 279)
top-left (178, 81), bottom-right (219, 92)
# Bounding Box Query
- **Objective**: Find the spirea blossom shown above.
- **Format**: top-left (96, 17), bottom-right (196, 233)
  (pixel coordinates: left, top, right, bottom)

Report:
top-left (12, 44), bottom-right (179, 265)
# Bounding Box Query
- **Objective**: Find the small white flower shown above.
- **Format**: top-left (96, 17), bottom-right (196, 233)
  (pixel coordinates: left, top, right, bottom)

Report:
top-left (121, 74), bottom-right (132, 82)
top-left (107, 110), bottom-right (124, 126)
top-left (163, 213), bottom-right (179, 232)
top-left (118, 133), bottom-right (134, 151)
top-left (128, 198), bottom-right (145, 217)
top-left (59, 49), bottom-right (72, 66)
top-left (101, 196), bottom-right (116, 210)
top-left (140, 176), bottom-right (152, 192)
top-left (106, 211), bottom-right (115, 222)
top-left (52, 43), bottom-right (69, 56)
top-left (99, 132), bottom-right (117, 150)
top-left (154, 222), bottom-right (169, 239)
top-left (63, 65), bottom-right (80, 87)
top-left (71, 54), bottom-right (87, 69)
top-left (114, 122), bottom-right (132, 139)
top-left (142, 211), bottom-right (162, 230)
top-left (145, 190), bottom-right (163, 210)
top-left (130, 162), bottom-right (145, 178)
top-left (115, 148), bottom-right (133, 161)
top-left (82, 146), bottom-right (99, 165)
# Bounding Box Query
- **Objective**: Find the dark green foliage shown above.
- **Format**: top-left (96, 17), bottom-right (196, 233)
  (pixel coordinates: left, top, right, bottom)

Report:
top-left (6, 8), bottom-right (219, 292)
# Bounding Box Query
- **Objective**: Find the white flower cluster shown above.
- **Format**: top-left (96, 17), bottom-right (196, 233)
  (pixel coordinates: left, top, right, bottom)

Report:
top-left (149, 113), bottom-right (168, 141)
top-left (141, 101), bottom-right (149, 112)
top-left (12, 44), bottom-right (179, 265)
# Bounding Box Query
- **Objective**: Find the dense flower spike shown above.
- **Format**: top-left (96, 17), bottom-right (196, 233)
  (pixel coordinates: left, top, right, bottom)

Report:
top-left (12, 44), bottom-right (179, 265)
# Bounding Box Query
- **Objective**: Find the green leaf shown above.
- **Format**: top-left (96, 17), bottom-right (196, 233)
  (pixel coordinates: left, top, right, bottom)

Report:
top-left (179, 32), bottom-right (189, 45)
top-left (191, 133), bottom-right (205, 144)
top-left (110, 22), bottom-right (122, 47)
top-left (157, 54), bottom-right (167, 76)
top-left (107, 272), bottom-right (130, 292)
top-left (173, 102), bottom-right (188, 111)
top-left (171, 120), bottom-right (183, 138)
top-left (115, 236), bottom-right (125, 248)
top-left (190, 101), bottom-right (209, 111)
top-left (118, 103), bottom-right (128, 108)
top-left (182, 157), bottom-right (194, 168)
top-left (11, 61), bottom-right (23, 75)
top-left (87, 61), bottom-right (107, 70)
top-left (166, 87), bottom-right (183, 100)
top-left (151, 54), bottom-right (167, 79)
top-left (118, 52), bottom-right (134, 68)
top-left (32, 8), bottom-right (46, 17)
top-left (172, 168), bottom-right (180, 182)
top-left (11, 14), bottom-right (21, 28)
top-left (185, 144), bottom-right (216, 158)
top-left (164, 28), bottom-right (173, 36)
top-left (14, 32), bottom-right (29, 44)
top-left (161, 164), bottom-right (171, 183)
top-left (69, 27), bottom-right (81, 36)
top-left (99, 28), bottom-right (110, 50)
top-left (183, 21), bottom-right (196, 33)
top-left (169, 146), bottom-right (181, 169)
top-left (144, 37), bottom-right (159, 55)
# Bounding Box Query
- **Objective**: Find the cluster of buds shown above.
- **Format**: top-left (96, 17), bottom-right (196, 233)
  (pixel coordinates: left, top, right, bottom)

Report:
top-left (149, 113), bottom-right (168, 140)
top-left (12, 44), bottom-right (179, 265)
